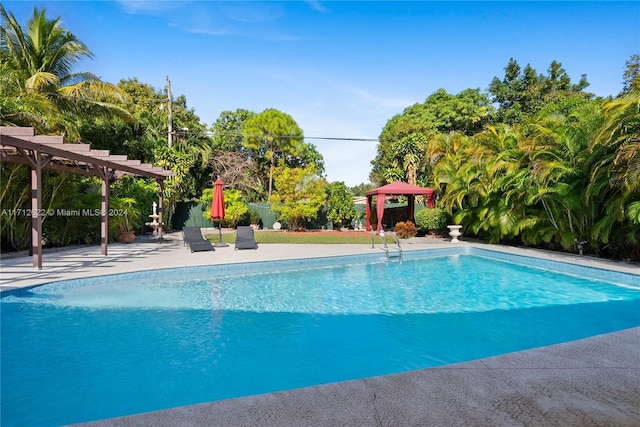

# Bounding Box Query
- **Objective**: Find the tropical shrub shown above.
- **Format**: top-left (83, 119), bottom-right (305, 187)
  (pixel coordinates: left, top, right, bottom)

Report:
top-left (109, 197), bottom-right (142, 235)
top-left (111, 177), bottom-right (159, 230)
top-left (199, 188), bottom-right (249, 228)
top-left (326, 181), bottom-right (357, 228)
top-left (415, 208), bottom-right (448, 233)
top-left (394, 221), bottom-right (417, 239)
top-left (269, 163), bottom-right (326, 230)
top-left (223, 199), bottom-right (249, 228)
top-left (0, 167), bottom-right (106, 250)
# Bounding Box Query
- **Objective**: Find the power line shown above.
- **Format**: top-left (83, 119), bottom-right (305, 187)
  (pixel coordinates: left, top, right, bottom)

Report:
top-left (304, 136), bottom-right (379, 142)
top-left (210, 132), bottom-right (378, 142)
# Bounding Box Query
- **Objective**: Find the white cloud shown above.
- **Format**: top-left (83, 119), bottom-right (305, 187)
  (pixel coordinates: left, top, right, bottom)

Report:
top-left (338, 84), bottom-right (414, 109)
top-left (116, 0), bottom-right (184, 15)
top-left (305, 1), bottom-right (331, 13)
top-left (222, 3), bottom-right (284, 24)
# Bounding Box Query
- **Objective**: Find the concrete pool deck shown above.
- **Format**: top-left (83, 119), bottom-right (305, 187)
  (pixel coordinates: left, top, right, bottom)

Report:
top-left (1, 232), bottom-right (639, 426)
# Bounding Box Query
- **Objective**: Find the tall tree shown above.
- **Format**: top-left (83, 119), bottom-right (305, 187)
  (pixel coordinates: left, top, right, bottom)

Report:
top-left (488, 58), bottom-right (591, 124)
top-left (209, 110), bottom-right (265, 200)
top-left (621, 54), bottom-right (640, 95)
top-left (372, 88), bottom-right (493, 185)
top-left (393, 133), bottom-right (427, 186)
top-left (242, 108), bottom-right (305, 199)
top-left (210, 109), bottom-right (255, 152)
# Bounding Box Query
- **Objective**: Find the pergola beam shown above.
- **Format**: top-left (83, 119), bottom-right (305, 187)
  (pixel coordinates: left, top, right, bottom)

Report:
top-left (1, 134), bottom-right (172, 180)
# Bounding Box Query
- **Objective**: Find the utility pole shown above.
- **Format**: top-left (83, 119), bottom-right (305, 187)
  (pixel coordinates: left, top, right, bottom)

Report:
top-left (166, 76), bottom-right (173, 148)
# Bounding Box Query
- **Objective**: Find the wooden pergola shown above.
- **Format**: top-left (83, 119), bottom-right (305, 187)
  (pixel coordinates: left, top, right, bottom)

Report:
top-left (0, 126), bottom-right (174, 269)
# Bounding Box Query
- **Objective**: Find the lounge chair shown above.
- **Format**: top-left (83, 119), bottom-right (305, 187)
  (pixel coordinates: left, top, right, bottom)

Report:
top-left (182, 227), bottom-right (215, 252)
top-left (235, 226), bottom-right (258, 250)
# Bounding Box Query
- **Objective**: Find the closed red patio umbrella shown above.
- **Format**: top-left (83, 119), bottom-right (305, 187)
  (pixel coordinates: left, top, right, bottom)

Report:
top-left (210, 177), bottom-right (228, 247)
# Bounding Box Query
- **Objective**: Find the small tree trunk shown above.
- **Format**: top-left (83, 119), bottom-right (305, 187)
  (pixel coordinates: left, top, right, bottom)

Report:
top-left (268, 156), bottom-right (274, 199)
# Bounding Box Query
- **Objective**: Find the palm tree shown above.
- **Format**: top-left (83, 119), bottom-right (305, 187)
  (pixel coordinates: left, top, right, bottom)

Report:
top-left (392, 133), bottom-right (427, 186)
top-left (0, 5), bottom-right (134, 251)
top-left (0, 5), bottom-right (127, 140)
top-left (599, 94), bottom-right (640, 192)
top-left (434, 124), bottom-right (529, 242)
top-left (519, 104), bottom-right (604, 250)
top-left (589, 93), bottom-right (640, 258)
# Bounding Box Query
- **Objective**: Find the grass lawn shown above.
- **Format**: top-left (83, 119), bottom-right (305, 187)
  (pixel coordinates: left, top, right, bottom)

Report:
top-left (204, 230), bottom-right (387, 245)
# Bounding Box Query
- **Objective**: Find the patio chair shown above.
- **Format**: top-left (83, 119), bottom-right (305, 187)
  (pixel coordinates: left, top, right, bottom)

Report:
top-left (182, 226), bottom-right (215, 252)
top-left (235, 226), bottom-right (258, 250)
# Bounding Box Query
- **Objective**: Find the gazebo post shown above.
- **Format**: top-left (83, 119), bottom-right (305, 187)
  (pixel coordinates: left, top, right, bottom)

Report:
top-left (376, 194), bottom-right (385, 231)
top-left (365, 195), bottom-right (372, 231)
top-left (426, 189), bottom-right (435, 208)
top-left (408, 195), bottom-right (415, 223)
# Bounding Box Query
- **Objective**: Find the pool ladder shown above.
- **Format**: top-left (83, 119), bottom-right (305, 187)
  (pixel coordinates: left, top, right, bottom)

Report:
top-left (371, 231), bottom-right (403, 260)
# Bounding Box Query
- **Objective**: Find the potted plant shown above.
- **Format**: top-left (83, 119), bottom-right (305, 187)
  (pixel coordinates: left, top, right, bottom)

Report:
top-left (394, 221), bottom-right (417, 242)
top-left (110, 197), bottom-right (142, 243)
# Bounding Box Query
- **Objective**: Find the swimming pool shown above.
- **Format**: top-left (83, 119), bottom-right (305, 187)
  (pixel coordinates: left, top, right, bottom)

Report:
top-left (1, 247), bottom-right (639, 426)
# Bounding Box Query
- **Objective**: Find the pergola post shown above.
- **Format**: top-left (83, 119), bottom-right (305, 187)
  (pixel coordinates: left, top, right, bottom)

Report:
top-left (101, 175), bottom-right (109, 255)
top-left (94, 166), bottom-right (111, 256)
top-left (31, 151), bottom-right (43, 269)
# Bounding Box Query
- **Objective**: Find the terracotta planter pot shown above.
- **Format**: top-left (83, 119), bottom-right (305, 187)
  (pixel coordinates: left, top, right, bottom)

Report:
top-left (117, 231), bottom-right (136, 244)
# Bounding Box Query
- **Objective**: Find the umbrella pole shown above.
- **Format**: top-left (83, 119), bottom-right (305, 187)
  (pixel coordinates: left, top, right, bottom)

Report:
top-left (213, 219), bottom-right (228, 247)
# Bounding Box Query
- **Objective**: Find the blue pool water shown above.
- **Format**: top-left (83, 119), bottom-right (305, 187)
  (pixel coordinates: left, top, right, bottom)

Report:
top-left (1, 248), bottom-right (639, 426)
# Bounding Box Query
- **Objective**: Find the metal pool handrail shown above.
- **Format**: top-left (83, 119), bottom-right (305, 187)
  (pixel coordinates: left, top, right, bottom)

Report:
top-left (371, 230), bottom-right (403, 259)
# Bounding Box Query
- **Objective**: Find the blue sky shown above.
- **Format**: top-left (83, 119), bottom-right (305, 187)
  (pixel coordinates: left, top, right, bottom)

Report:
top-left (4, 1), bottom-right (639, 186)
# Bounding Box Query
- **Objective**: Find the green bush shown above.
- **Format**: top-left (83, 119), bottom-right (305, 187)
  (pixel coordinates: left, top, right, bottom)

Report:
top-left (223, 200), bottom-right (249, 228)
top-left (269, 163), bottom-right (325, 230)
top-left (326, 181), bottom-right (357, 228)
top-left (248, 209), bottom-right (262, 226)
top-left (415, 208), bottom-right (448, 233)
top-left (111, 177), bottom-right (158, 232)
top-left (199, 188), bottom-right (249, 228)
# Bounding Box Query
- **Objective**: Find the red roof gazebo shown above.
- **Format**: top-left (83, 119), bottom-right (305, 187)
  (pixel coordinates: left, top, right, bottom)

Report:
top-left (365, 182), bottom-right (435, 231)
